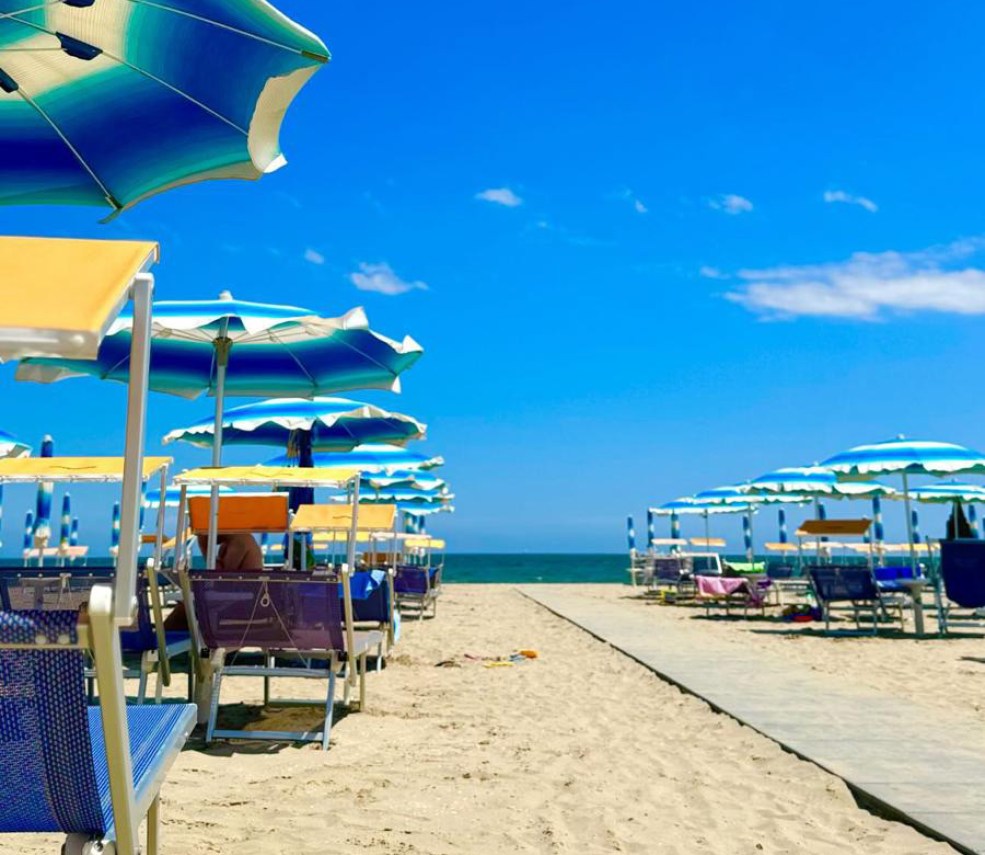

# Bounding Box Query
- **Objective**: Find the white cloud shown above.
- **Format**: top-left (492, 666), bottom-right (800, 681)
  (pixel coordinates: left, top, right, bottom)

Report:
top-left (304, 247), bottom-right (325, 265)
top-left (699, 265), bottom-right (728, 280)
top-left (823, 190), bottom-right (878, 213)
top-left (475, 187), bottom-right (523, 207)
top-left (349, 262), bottom-right (428, 296)
top-left (634, 198), bottom-right (648, 214)
top-left (709, 194), bottom-right (753, 215)
top-left (726, 237), bottom-right (985, 320)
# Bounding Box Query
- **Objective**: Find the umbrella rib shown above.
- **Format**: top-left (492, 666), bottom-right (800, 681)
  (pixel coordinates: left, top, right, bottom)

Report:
top-left (128, 0), bottom-right (329, 62)
top-left (11, 83), bottom-right (121, 210)
top-left (3, 17), bottom-right (249, 135)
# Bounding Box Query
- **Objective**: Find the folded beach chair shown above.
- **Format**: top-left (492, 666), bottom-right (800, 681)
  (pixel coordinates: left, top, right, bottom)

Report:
top-left (695, 574), bottom-right (767, 615)
top-left (0, 605), bottom-right (195, 854)
top-left (0, 565), bottom-right (192, 703)
top-left (808, 565), bottom-right (902, 633)
top-left (188, 569), bottom-right (383, 750)
top-left (646, 555), bottom-right (694, 598)
top-left (936, 540), bottom-right (985, 633)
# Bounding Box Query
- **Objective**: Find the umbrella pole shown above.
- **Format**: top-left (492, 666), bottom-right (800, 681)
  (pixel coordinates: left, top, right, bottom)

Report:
top-left (207, 334), bottom-right (231, 568)
top-left (704, 511), bottom-right (710, 550)
top-left (902, 471), bottom-right (918, 576)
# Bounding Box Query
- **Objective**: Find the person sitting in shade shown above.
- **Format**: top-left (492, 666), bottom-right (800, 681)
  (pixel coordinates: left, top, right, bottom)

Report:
top-left (164, 533), bottom-right (264, 629)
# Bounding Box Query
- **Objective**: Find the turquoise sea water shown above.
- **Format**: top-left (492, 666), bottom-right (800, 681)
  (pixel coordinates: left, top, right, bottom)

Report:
top-left (443, 553), bottom-right (628, 584)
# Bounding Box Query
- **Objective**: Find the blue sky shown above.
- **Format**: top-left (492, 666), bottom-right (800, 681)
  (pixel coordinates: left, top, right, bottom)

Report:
top-left (2, 1), bottom-right (985, 552)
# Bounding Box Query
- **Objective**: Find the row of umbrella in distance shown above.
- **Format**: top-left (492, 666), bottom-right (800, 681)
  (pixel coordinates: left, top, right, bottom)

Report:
top-left (640, 437), bottom-right (985, 571)
top-left (3, 294), bottom-right (453, 556)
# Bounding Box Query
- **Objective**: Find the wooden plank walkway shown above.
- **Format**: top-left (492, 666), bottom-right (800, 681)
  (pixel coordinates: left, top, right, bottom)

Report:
top-left (521, 585), bottom-right (985, 854)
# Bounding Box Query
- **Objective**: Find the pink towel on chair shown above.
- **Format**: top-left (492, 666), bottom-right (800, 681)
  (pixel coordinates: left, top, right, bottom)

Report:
top-left (696, 576), bottom-right (765, 606)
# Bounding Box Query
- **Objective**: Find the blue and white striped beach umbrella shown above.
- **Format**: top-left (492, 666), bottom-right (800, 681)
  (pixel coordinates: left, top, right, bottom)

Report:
top-left (670, 512), bottom-right (681, 541)
top-left (745, 465), bottom-right (895, 497)
top-left (907, 482), bottom-right (985, 503)
top-left (626, 516), bottom-right (636, 552)
top-left (69, 517), bottom-right (79, 548)
top-left (266, 444), bottom-right (444, 473)
top-left (969, 506), bottom-right (980, 538)
top-left (821, 437), bottom-right (985, 478)
top-left (823, 437), bottom-right (985, 569)
top-left (59, 493), bottom-right (71, 550)
top-left (19, 300), bottom-right (423, 403)
top-left (164, 397), bottom-right (426, 453)
top-left (742, 514), bottom-right (753, 561)
top-left (872, 495), bottom-right (885, 543)
top-left (911, 508), bottom-right (921, 544)
top-left (778, 508), bottom-right (788, 544)
top-left (362, 470), bottom-right (446, 492)
top-left (22, 510), bottom-right (33, 552)
top-left (32, 435), bottom-right (53, 544)
top-left (400, 504), bottom-right (453, 517)
top-left (110, 501), bottom-right (121, 557)
top-left (144, 484), bottom-right (233, 509)
top-left (646, 509), bottom-right (656, 548)
top-left (0, 430), bottom-right (30, 459)
top-left (0, 2), bottom-right (328, 216)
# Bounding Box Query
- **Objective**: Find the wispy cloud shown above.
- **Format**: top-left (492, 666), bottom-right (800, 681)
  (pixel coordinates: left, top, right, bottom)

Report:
top-left (708, 194), bottom-right (754, 215)
top-left (349, 262), bottom-right (428, 296)
top-left (304, 247), bottom-right (325, 265)
top-left (823, 190), bottom-right (878, 213)
top-left (726, 237), bottom-right (985, 320)
top-left (699, 265), bottom-right (728, 280)
top-left (529, 219), bottom-right (613, 248)
top-left (616, 187), bottom-right (648, 214)
top-left (476, 187), bottom-right (523, 207)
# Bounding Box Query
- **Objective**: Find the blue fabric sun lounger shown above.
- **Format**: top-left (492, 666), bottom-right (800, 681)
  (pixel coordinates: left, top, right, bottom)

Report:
top-left (0, 607), bottom-right (195, 854)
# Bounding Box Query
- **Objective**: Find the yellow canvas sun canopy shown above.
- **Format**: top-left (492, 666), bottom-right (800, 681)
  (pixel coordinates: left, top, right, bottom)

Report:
top-left (0, 456), bottom-right (170, 483)
top-left (291, 503), bottom-right (397, 533)
top-left (0, 236), bottom-right (158, 360)
top-left (175, 465), bottom-right (358, 488)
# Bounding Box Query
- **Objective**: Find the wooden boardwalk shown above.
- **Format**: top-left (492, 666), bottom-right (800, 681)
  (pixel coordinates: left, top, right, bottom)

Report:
top-left (521, 585), bottom-right (985, 854)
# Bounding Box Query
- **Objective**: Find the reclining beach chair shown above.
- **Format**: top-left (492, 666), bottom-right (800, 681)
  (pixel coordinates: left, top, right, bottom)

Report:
top-left (808, 565), bottom-right (902, 633)
top-left (695, 574), bottom-right (767, 615)
top-left (0, 566), bottom-right (193, 703)
top-left (394, 562), bottom-right (442, 617)
top-left (647, 555), bottom-right (693, 598)
top-left (189, 569), bottom-right (382, 750)
top-left (936, 540), bottom-right (985, 633)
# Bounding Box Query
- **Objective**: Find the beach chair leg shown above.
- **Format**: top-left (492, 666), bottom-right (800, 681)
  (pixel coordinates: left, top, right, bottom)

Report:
top-left (147, 796), bottom-right (160, 855)
top-left (343, 668), bottom-right (351, 707)
top-left (263, 654), bottom-right (272, 707)
top-left (321, 670), bottom-right (337, 751)
top-left (137, 658), bottom-right (149, 705)
top-left (186, 665), bottom-right (194, 703)
top-left (376, 640), bottom-right (384, 672)
top-left (154, 667), bottom-right (164, 704)
top-left (359, 651), bottom-right (368, 711)
top-left (206, 667), bottom-right (224, 745)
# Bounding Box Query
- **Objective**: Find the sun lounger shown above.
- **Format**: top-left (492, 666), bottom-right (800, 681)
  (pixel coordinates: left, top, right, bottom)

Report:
top-left (695, 574), bottom-right (767, 615)
top-left (808, 565), bottom-right (903, 633)
top-left (188, 570), bottom-right (382, 750)
top-left (646, 555), bottom-right (694, 597)
top-left (0, 565), bottom-right (192, 703)
top-left (936, 540), bottom-right (985, 633)
top-left (394, 563), bottom-right (442, 617)
top-left (0, 606), bottom-right (195, 854)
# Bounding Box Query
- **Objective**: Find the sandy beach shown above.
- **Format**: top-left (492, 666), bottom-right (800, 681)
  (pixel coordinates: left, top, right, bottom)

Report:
top-left (3, 584), bottom-right (961, 854)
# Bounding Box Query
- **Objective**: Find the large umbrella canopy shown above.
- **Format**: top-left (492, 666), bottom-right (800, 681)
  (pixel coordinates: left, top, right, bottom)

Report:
top-left (265, 443), bottom-right (444, 473)
top-left (17, 299), bottom-right (423, 399)
top-left (907, 482), bottom-right (985, 504)
top-left (331, 487), bottom-right (453, 506)
top-left (362, 470), bottom-right (446, 492)
top-left (164, 397), bottom-right (426, 452)
top-left (0, 0), bottom-right (328, 215)
top-left (745, 465), bottom-right (896, 497)
top-left (0, 430), bottom-right (30, 459)
top-left (693, 485), bottom-right (807, 507)
top-left (821, 438), bottom-right (985, 478)
top-left (821, 437), bottom-right (985, 570)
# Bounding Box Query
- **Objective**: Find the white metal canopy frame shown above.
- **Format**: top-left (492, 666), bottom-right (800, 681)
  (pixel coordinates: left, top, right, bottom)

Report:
top-left (0, 235), bottom-right (163, 855)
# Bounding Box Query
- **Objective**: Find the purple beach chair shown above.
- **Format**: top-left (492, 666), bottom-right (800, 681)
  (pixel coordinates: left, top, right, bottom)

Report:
top-left (0, 566), bottom-right (193, 703)
top-left (188, 570), bottom-right (383, 750)
top-left (393, 563), bottom-right (442, 618)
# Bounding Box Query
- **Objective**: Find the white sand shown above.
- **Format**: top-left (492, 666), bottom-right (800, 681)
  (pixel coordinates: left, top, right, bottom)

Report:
top-left (3, 584), bottom-right (958, 853)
